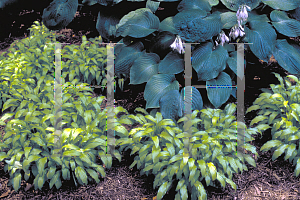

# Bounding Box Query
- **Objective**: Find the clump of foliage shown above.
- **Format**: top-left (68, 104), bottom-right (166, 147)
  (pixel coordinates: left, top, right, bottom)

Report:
top-left (0, 20), bottom-right (134, 192)
top-left (116, 103), bottom-right (260, 199)
top-left (23, 0), bottom-right (300, 124)
top-left (246, 73), bottom-right (300, 178)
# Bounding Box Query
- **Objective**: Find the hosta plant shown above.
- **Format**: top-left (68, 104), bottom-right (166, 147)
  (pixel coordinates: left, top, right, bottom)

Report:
top-left (246, 72), bottom-right (300, 177)
top-left (3, 0), bottom-right (298, 122)
top-left (116, 103), bottom-right (260, 200)
top-left (0, 71), bottom-right (128, 191)
top-left (0, 21), bottom-right (126, 112)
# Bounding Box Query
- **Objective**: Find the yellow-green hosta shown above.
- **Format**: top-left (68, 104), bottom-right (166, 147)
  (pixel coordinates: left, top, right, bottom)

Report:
top-left (246, 72), bottom-right (300, 177)
top-left (116, 103), bottom-right (259, 200)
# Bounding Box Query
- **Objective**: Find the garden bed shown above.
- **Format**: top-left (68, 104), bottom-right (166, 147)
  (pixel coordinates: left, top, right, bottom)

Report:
top-left (1, 7), bottom-right (300, 200)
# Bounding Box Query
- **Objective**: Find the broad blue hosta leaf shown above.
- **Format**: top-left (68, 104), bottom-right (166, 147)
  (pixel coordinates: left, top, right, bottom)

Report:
top-left (144, 74), bottom-right (180, 109)
top-left (174, 9), bottom-right (223, 43)
top-left (180, 86), bottom-right (203, 113)
top-left (114, 41), bottom-right (144, 74)
top-left (159, 90), bottom-right (184, 123)
top-left (262, 0), bottom-right (300, 11)
top-left (220, 11), bottom-right (237, 29)
top-left (220, 0), bottom-right (260, 11)
top-left (42, 0), bottom-right (78, 31)
top-left (272, 39), bottom-right (300, 74)
top-left (207, 72), bottom-right (232, 108)
top-left (129, 53), bottom-right (160, 85)
top-left (224, 43), bottom-right (235, 52)
top-left (158, 17), bottom-right (177, 34)
top-left (158, 51), bottom-right (184, 75)
top-left (96, 11), bottom-right (121, 41)
top-left (192, 42), bottom-right (229, 81)
top-left (244, 21), bottom-right (276, 62)
top-left (291, 6), bottom-right (300, 21)
top-left (177, 0), bottom-right (211, 12)
top-left (227, 51), bottom-right (246, 80)
top-left (146, 0), bottom-right (160, 13)
top-left (116, 8), bottom-right (160, 38)
top-left (248, 11), bottom-right (270, 23)
top-left (271, 10), bottom-right (300, 37)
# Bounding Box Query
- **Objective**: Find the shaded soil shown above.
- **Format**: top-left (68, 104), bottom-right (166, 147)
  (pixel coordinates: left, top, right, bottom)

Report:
top-left (1, 6), bottom-right (300, 200)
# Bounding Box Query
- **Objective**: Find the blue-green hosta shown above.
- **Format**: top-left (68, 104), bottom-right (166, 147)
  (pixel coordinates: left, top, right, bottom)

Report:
top-left (11, 0), bottom-right (297, 122)
top-left (116, 103), bottom-right (259, 200)
top-left (246, 72), bottom-right (300, 178)
top-left (0, 76), bottom-right (130, 191)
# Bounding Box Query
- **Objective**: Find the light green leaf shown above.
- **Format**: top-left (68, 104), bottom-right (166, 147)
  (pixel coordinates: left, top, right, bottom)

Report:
top-left (260, 140), bottom-right (282, 152)
top-left (157, 181), bottom-right (171, 200)
top-left (272, 144), bottom-right (289, 161)
top-left (75, 166), bottom-right (88, 185)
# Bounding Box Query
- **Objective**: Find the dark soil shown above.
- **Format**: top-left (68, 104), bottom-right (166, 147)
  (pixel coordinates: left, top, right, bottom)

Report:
top-left (1, 4), bottom-right (300, 200)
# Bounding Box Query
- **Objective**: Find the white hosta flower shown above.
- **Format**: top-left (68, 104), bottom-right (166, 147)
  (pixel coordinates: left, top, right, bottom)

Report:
top-left (170, 35), bottom-right (185, 54)
top-left (237, 5), bottom-right (251, 23)
top-left (216, 31), bottom-right (230, 46)
top-left (229, 25), bottom-right (245, 40)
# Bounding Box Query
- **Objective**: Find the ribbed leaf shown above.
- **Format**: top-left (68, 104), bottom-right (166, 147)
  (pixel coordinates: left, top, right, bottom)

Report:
top-left (197, 160), bottom-right (206, 177)
top-left (177, 0), bottom-right (211, 12)
top-left (174, 9), bottom-right (222, 42)
top-left (207, 162), bottom-right (217, 180)
top-left (285, 143), bottom-right (296, 161)
top-left (271, 10), bottom-right (300, 37)
top-left (42, 0), bottom-right (78, 30)
top-left (159, 90), bottom-right (183, 123)
top-left (180, 86), bottom-right (203, 115)
top-left (157, 181), bottom-right (172, 200)
top-left (75, 166), bottom-right (88, 185)
top-left (86, 168), bottom-right (100, 183)
top-left (207, 72), bottom-right (232, 108)
top-left (146, 0), bottom-right (160, 13)
top-left (130, 53), bottom-right (160, 85)
top-left (158, 17), bottom-right (177, 34)
top-left (158, 51), bottom-right (184, 75)
top-left (144, 74), bottom-right (180, 109)
top-left (49, 171), bottom-right (60, 189)
top-left (116, 8), bottom-right (160, 38)
top-left (37, 157), bottom-right (47, 175)
top-left (220, 11), bottom-right (237, 29)
top-left (272, 39), bottom-right (300, 74)
top-left (260, 140), bottom-right (282, 152)
top-left (261, 0), bottom-right (300, 11)
top-left (96, 11), bottom-right (120, 41)
top-left (244, 21), bottom-right (276, 62)
top-left (192, 42), bottom-right (228, 81)
top-left (13, 173), bottom-right (22, 191)
top-left (272, 144), bottom-right (289, 161)
top-left (180, 184), bottom-right (188, 200)
top-left (114, 41), bottom-right (144, 74)
top-left (220, 0), bottom-right (260, 11)
top-left (227, 51), bottom-right (246, 80)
